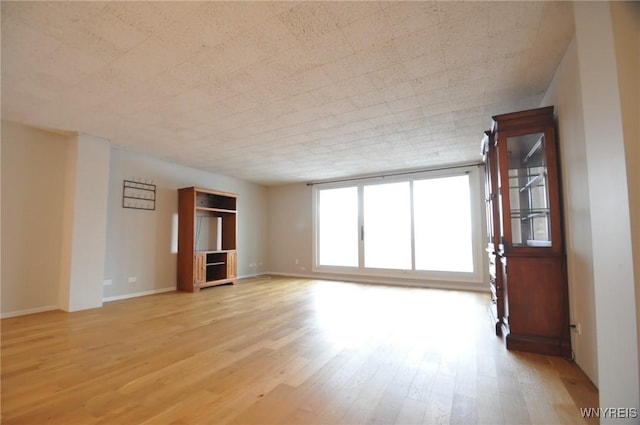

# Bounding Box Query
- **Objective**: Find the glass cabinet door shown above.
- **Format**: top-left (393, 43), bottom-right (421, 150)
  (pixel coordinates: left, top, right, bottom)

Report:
top-left (482, 134), bottom-right (494, 247)
top-left (483, 131), bottom-right (500, 250)
top-left (506, 132), bottom-right (551, 247)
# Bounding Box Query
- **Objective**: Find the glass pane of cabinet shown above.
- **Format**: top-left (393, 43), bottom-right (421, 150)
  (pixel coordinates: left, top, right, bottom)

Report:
top-left (483, 131), bottom-right (501, 250)
top-left (506, 132), bottom-right (551, 247)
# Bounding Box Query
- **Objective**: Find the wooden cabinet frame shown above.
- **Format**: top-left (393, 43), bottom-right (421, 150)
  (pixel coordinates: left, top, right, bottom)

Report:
top-left (483, 106), bottom-right (571, 358)
top-left (177, 187), bottom-right (238, 292)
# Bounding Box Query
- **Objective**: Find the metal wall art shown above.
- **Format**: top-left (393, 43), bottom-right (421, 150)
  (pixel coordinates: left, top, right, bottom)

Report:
top-left (123, 178), bottom-right (156, 210)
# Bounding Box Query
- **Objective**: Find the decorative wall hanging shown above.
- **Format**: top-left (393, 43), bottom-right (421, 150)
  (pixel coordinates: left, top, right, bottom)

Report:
top-left (122, 179), bottom-right (156, 210)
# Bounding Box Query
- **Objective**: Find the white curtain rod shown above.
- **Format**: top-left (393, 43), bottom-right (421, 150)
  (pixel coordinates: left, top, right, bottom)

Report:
top-left (306, 162), bottom-right (483, 186)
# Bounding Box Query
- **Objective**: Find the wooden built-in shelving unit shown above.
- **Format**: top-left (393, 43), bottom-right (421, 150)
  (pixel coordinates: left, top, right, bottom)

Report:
top-left (177, 187), bottom-right (238, 292)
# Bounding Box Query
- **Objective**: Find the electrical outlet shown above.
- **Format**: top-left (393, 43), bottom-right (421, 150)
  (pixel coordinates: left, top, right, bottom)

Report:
top-left (128, 277), bottom-right (137, 283)
top-left (571, 323), bottom-right (582, 335)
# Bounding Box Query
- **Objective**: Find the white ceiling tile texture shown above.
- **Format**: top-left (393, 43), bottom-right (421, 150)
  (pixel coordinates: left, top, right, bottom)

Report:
top-left (1, 1), bottom-right (573, 185)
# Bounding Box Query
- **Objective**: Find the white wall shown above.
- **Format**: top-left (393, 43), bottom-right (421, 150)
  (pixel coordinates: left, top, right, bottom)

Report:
top-left (543, 2), bottom-right (639, 418)
top-left (59, 134), bottom-right (111, 312)
top-left (1, 121), bottom-right (72, 316)
top-left (611, 0), bottom-right (640, 382)
top-left (575, 2), bottom-right (638, 416)
top-left (267, 183), bottom-right (314, 276)
top-left (103, 148), bottom-right (269, 301)
top-left (541, 38), bottom-right (598, 385)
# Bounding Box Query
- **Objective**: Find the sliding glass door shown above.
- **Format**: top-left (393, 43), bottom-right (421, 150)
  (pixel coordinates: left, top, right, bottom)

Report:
top-left (363, 182), bottom-right (412, 270)
top-left (314, 168), bottom-right (481, 282)
top-left (317, 186), bottom-right (358, 267)
top-left (413, 175), bottom-right (473, 272)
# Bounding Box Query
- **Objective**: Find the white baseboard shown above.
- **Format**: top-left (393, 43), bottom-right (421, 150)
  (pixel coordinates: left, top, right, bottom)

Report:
top-left (1, 305), bottom-right (59, 319)
top-left (1, 274), bottom-right (486, 318)
top-left (264, 271), bottom-right (489, 293)
top-left (103, 276), bottom-right (267, 302)
top-left (237, 272), bottom-right (268, 279)
top-left (103, 286), bottom-right (176, 303)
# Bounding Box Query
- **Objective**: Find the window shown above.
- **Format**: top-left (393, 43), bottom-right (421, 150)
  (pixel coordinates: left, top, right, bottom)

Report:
top-left (314, 167), bottom-right (482, 283)
top-left (413, 175), bottom-right (473, 272)
top-left (318, 187), bottom-right (358, 267)
top-left (363, 182), bottom-right (412, 270)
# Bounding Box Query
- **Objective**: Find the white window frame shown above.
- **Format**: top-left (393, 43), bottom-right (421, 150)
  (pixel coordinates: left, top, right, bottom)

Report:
top-left (312, 166), bottom-right (484, 284)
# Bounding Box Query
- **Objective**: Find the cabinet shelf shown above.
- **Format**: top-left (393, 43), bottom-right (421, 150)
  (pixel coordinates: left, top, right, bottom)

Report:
top-left (510, 209), bottom-right (550, 220)
top-left (523, 136), bottom-right (544, 163)
top-left (519, 171), bottom-right (546, 192)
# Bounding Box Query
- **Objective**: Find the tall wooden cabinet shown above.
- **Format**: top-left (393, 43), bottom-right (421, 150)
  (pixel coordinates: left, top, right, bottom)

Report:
top-left (482, 106), bottom-right (571, 357)
top-left (177, 187), bottom-right (238, 292)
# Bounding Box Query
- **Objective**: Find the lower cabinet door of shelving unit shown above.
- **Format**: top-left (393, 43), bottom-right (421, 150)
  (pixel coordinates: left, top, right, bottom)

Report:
top-left (503, 254), bottom-right (571, 357)
top-left (194, 253), bottom-right (206, 285)
top-left (227, 251), bottom-right (237, 279)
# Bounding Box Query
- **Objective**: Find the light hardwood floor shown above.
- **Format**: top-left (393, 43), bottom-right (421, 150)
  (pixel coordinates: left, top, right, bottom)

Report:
top-left (1, 277), bottom-right (598, 425)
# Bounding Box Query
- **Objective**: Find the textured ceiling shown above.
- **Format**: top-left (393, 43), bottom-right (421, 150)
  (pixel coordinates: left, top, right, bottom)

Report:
top-left (1, 1), bottom-right (574, 185)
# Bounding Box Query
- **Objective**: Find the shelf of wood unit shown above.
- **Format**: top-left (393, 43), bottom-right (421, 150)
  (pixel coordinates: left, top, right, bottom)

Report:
top-left (195, 206), bottom-right (237, 214)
